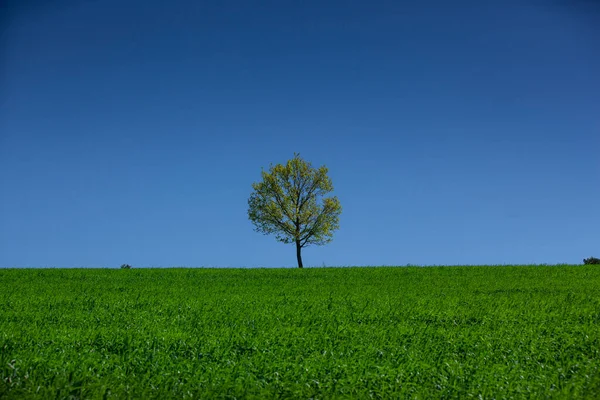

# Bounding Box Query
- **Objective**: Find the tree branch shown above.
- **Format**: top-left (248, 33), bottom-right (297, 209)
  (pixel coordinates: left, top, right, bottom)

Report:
top-left (269, 181), bottom-right (294, 225)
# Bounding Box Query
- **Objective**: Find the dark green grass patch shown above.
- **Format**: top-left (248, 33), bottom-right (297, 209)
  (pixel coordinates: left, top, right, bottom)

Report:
top-left (1, 266), bottom-right (599, 398)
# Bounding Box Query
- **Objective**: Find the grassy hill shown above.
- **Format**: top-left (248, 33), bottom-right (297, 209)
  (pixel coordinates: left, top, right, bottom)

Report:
top-left (1, 265), bottom-right (599, 398)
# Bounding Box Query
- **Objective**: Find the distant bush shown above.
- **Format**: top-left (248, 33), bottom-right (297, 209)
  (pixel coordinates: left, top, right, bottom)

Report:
top-left (583, 257), bottom-right (600, 265)
top-left (120, 264), bottom-right (132, 269)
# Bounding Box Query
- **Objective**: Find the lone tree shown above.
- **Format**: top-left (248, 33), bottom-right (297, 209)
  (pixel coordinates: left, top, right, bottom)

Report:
top-left (248, 154), bottom-right (342, 268)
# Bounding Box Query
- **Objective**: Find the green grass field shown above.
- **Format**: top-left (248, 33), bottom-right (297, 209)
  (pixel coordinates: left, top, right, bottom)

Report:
top-left (1, 266), bottom-right (599, 399)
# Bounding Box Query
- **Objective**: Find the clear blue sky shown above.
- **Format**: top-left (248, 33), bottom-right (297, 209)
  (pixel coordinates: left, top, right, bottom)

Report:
top-left (1, 0), bottom-right (598, 267)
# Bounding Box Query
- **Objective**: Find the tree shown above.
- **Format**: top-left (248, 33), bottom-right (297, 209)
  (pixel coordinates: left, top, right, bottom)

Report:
top-left (248, 154), bottom-right (342, 268)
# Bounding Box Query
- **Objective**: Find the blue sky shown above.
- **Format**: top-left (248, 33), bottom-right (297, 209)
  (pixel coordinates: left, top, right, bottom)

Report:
top-left (1, 0), bottom-right (598, 267)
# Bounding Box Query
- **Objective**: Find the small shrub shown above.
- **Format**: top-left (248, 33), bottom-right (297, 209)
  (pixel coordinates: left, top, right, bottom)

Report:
top-left (583, 257), bottom-right (600, 265)
top-left (120, 264), bottom-right (132, 269)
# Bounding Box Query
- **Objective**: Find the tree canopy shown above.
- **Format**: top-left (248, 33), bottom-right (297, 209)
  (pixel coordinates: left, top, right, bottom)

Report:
top-left (248, 154), bottom-right (342, 268)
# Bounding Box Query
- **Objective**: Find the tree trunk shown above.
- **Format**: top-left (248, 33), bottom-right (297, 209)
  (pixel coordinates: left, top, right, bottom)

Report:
top-left (296, 240), bottom-right (303, 268)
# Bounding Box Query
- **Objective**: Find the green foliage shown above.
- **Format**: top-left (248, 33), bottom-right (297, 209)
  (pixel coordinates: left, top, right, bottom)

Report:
top-left (583, 257), bottom-right (600, 265)
top-left (1, 266), bottom-right (599, 398)
top-left (120, 264), bottom-right (132, 269)
top-left (248, 154), bottom-right (341, 267)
